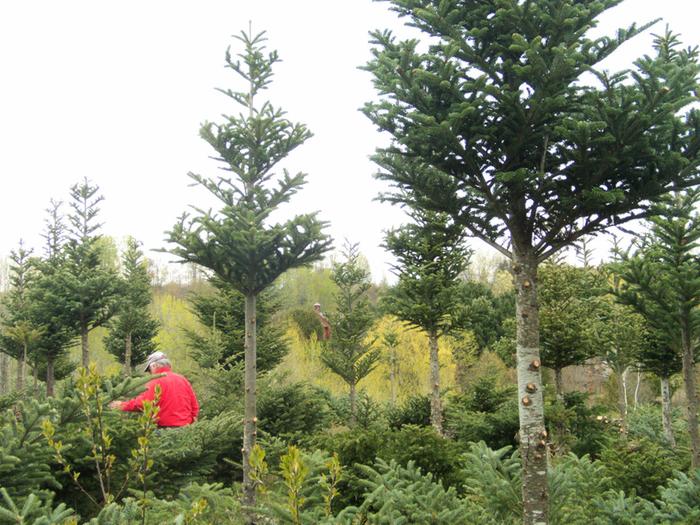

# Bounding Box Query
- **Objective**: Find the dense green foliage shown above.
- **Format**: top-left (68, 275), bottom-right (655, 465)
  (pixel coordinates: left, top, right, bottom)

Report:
top-left (4, 5), bottom-right (700, 524)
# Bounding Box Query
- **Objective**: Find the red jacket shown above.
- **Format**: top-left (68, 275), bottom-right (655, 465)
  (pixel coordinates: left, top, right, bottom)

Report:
top-left (121, 366), bottom-right (199, 427)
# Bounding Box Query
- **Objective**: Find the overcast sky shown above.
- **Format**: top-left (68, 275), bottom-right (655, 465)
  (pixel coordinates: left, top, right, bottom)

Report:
top-left (1, 0), bottom-right (699, 281)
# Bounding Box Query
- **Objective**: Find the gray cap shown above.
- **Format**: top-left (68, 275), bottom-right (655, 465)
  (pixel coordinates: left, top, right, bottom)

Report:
top-left (143, 351), bottom-right (167, 372)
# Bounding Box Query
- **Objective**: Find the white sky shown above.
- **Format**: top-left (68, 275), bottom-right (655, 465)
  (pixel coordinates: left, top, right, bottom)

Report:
top-left (1, 0), bottom-right (699, 281)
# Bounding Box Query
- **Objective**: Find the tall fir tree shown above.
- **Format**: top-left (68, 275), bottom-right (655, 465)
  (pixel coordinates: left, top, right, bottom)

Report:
top-left (63, 178), bottom-right (121, 367)
top-left (165, 29), bottom-right (331, 511)
top-left (0, 240), bottom-right (39, 391)
top-left (537, 263), bottom-right (606, 400)
top-left (364, 4), bottom-right (700, 521)
top-left (29, 201), bottom-right (77, 396)
top-left (594, 299), bottom-right (648, 433)
top-left (610, 190), bottom-right (700, 465)
top-left (381, 209), bottom-right (470, 434)
top-left (320, 242), bottom-right (380, 424)
top-left (104, 238), bottom-right (159, 375)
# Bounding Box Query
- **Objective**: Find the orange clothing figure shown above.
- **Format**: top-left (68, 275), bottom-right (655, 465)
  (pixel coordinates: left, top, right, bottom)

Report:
top-left (313, 303), bottom-right (331, 340)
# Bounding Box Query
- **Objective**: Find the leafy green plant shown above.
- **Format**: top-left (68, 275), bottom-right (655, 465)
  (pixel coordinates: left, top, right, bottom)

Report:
top-left (386, 395), bottom-right (431, 429)
top-left (461, 442), bottom-right (521, 525)
top-left (336, 459), bottom-right (473, 524)
top-left (0, 489), bottom-right (75, 525)
top-left (600, 437), bottom-right (686, 500)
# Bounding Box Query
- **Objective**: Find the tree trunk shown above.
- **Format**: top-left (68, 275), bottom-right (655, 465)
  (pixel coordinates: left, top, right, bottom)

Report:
top-left (81, 325), bottom-right (89, 368)
top-left (124, 332), bottom-right (133, 376)
top-left (554, 367), bottom-right (564, 402)
top-left (349, 383), bottom-right (357, 425)
top-left (618, 366), bottom-right (628, 434)
top-left (660, 376), bottom-right (676, 448)
top-left (46, 355), bottom-right (55, 397)
top-left (681, 323), bottom-right (700, 468)
top-left (0, 353), bottom-right (9, 394)
top-left (16, 342), bottom-right (27, 391)
top-left (389, 350), bottom-right (397, 407)
top-left (33, 360), bottom-right (38, 394)
top-left (634, 368), bottom-right (641, 410)
top-left (428, 331), bottom-right (443, 435)
top-left (512, 252), bottom-right (547, 525)
top-left (242, 293), bottom-right (258, 516)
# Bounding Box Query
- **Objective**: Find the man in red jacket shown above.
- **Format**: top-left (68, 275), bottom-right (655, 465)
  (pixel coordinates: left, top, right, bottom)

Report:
top-left (110, 351), bottom-right (199, 427)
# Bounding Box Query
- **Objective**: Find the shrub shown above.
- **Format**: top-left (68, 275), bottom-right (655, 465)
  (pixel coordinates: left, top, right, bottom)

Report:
top-left (386, 395), bottom-right (431, 429)
top-left (654, 469), bottom-right (700, 523)
top-left (258, 382), bottom-right (332, 440)
top-left (336, 459), bottom-right (474, 524)
top-left (461, 442), bottom-right (520, 525)
top-left (444, 378), bottom-right (519, 449)
top-left (600, 437), bottom-right (685, 500)
top-left (545, 392), bottom-right (611, 458)
top-left (311, 425), bottom-right (465, 508)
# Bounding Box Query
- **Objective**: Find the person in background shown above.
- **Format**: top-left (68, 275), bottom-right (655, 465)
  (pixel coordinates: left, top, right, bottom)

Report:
top-left (313, 302), bottom-right (332, 340)
top-left (109, 351), bottom-right (199, 427)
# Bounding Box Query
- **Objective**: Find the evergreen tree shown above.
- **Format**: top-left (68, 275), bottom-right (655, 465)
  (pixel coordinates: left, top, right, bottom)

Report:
top-left (594, 299), bottom-right (648, 433)
top-left (381, 327), bottom-right (400, 407)
top-left (320, 242), bottom-right (380, 424)
top-left (637, 328), bottom-right (682, 447)
top-left (0, 240), bottom-right (39, 391)
top-left (63, 178), bottom-right (121, 367)
top-left (610, 190), bottom-right (700, 465)
top-left (28, 201), bottom-right (77, 396)
top-left (104, 238), bottom-right (159, 375)
top-left (452, 281), bottom-right (515, 352)
top-left (184, 277), bottom-right (287, 374)
top-left (382, 210), bottom-right (470, 434)
top-left (538, 263), bottom-right (606, 400)
top-left (165, 29), bottom-right (331, 511)
top-left (364, 4), bottom-right (700, 521)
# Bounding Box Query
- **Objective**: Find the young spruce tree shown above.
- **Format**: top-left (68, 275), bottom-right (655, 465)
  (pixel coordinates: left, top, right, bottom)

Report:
top-left (104, 238), bottom-right (159, 375)
top-left (0, 240), bottom-right (40, 391)
top-left (320, 242), bottom-right (380, 424)
top-left (365, 4), bottom-right (700, 522)
top-left (29, 200), bottom-right (77, 396)
top-left (382, 209), bottom-right (470, 434)
top-left (611, 190), bottom-right (700, 465)
top-left (64, 178), bottom-right (121, 367)
top-left (165, 29), bottom-right (331, 510)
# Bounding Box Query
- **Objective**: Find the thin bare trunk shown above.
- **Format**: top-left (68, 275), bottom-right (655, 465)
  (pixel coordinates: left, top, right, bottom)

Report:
top-left (124, 332), bottom-right (133, 376)
top-left (81, 325), bottom-right (89, 368)
top-left (681, 323), bottom-right (700, 468)
top-left (554, 368), bottom-right (563, 402)
top-left (16, 343), bottom-right (27, 391)
top-left (513, 252), bottom-right (547, 525)
top-left (242, 293), bottom-right (258, 514)
top-left (46, 355), bottom-right (55, 397)
top-left (618, 366), bottom-right (628, 434)
top-left (660, 376), bottom-right (676, 448)
top-left (349, 383), bottom-right (357, 425)
top-left (0, 353), bottom-right (9, 394)
top-left (389, 350), bottom-right (397, 407)
top-left (634, 368), bottom-right (641, 410)
top-left (428, 331), bottom-right (443, 435)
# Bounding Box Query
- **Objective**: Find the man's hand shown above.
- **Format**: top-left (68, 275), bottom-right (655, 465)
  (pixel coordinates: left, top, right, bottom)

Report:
top-left (109, 400), bottom-right (124, 410)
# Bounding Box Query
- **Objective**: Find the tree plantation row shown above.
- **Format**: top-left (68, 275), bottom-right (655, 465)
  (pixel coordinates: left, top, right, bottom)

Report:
top-left (2, 1), bottom-right (700, 524)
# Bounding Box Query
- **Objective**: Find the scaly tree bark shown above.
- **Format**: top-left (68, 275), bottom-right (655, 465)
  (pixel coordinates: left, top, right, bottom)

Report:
top-left (365, 4), bottom-right (700, 521)
top-left (165, 28), bottom-right (331, 516)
